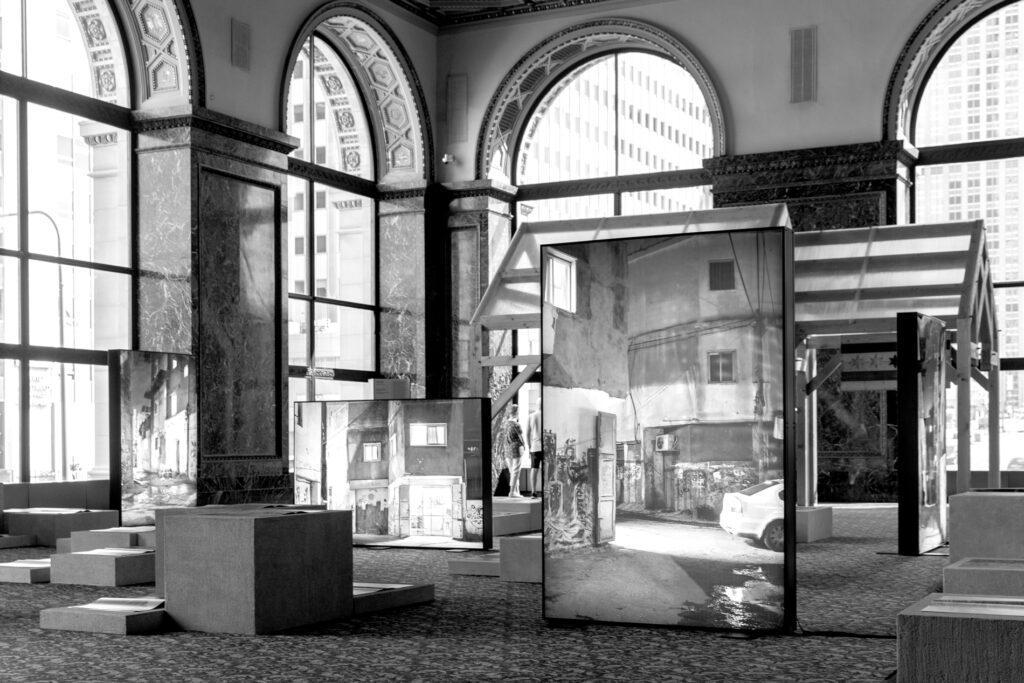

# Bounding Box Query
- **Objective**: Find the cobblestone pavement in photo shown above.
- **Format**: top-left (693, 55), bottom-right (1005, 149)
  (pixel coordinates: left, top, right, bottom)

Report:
top-left (0, 504), bottom-right (939, 682)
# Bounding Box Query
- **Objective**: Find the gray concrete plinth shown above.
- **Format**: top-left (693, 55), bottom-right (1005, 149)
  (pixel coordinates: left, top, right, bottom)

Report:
top-left (448, 552), bottom-right (501, 576)
top-left (0, 560), bottom-right (50, 583)
top-left (163, 508), bottom-right (352, 634)
top-left (5, 509), bottom-right (120, 547)
top-left (352, 583), bottom-right (434, 615)
top-left (0, 534), bottom-right (36, 549)
top-left (944, 557), bottom-right (1024, 596)
top-left (70, 527), bottom-right (151, 552)
top-left (796, 506), bottom-right (833, 543)
top-left (898, 592), bottom-right (1024, 682)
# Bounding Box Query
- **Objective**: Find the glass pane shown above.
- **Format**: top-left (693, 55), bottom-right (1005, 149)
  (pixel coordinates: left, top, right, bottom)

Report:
top-left (517, 52), bottom-right (713, 184)
top-left (916, 3), bottom-right (1022, 147)
top-left (287, 376), bottom-right (309, 473)
top-left (313, 302), bottom-right (374, 371)
top-left (998, 370), bottom-right (1024, 472)
top-left (313, 379), bottom-right (369, 401)
top-left (916, 160), bottom-right (1023, 284)
top-left (311, 37), bottom-right (374, 179)
top-left (314, 184), bottom-right (374, 305)
top-left (25, 0), bottom-right (128, 104)
top-left (621, 186), bottom-right (714, 216)
top-left (288, 298), bottom-right (309, 366)
top-left (0, 359), bottom-right (20, 482)
top-left (287, 175), bottom-right (308, 292)
top-left (517, 195), bottom-right (615, 223)
top-left (0, 96), bottom-right (17, 248)
top-left (0, 256), bottom-right (18, 344)
top-left (29, 262), bottom-right (131, 349)
top-left (286, 43), bottom-right (311, 162)
top-left (29, 362), bottom-right (107, 482)
top-left (0, 0), bottom-right (24, 76)
top-left (27, 104), bottom-right (130, 267)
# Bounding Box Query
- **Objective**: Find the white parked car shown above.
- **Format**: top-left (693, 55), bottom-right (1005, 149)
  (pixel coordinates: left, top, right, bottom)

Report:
top-left (719, 480), bottom-right (785, 552)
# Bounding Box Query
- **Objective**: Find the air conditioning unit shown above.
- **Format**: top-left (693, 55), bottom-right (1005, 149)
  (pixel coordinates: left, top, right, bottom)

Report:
top-left (655, 434), bottom-right (676, 451)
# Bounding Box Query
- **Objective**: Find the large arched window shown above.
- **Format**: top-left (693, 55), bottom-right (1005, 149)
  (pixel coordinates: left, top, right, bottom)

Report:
top-left (912, 1), bottom-right (1023, 466)
top-left (0, 1), bottom-right (134, 482)
top-left (515, 50), bottom-right (715, 222)
top-left (286, 36), bottom-right (378, 407)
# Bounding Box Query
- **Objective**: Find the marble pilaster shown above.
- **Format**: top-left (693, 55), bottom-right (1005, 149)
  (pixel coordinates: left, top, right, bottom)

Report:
top-left (704, 141), bottom-right (917, 230)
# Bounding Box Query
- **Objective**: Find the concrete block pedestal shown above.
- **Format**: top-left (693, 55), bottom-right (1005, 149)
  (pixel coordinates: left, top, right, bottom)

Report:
top-left (949, 491), bottom-right (1024, 563)
top-left (70, 526), bottom-right (153, 552)
top-left (0, 534), bottom-right (36, 549)
top-left (796, 506), bottom-right (833, 543)
top-left (162, 508), bottom-right (352, 634)
top-left (448, 552), bottom-right (501, 576)
top-left (898, 592), bottom-right (1024, 682)
top-left (352, 583), bottom-right (434, 615)
top-left (0, 558), bottom-right (50, 583)
top-left (499, 534), bottom-right (542, 583)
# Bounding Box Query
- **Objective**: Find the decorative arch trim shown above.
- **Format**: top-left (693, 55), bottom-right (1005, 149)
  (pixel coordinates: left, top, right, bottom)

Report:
top-left (477, 18), bottom-right (728, 183)
top-left (883, 0), bottom-right (1012, 141)
top-left (281, 2), bottom-right (433, 183)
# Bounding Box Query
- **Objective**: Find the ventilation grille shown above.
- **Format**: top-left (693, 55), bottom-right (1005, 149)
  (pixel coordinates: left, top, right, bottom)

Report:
top-left (790, 26), bottom-right (817, 103)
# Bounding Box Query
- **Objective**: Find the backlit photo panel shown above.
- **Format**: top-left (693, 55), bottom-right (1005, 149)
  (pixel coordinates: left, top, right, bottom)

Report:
top-left (541, 228), bottom-right (795, 631)
top-left (294, 398), bottom-right (492, 549)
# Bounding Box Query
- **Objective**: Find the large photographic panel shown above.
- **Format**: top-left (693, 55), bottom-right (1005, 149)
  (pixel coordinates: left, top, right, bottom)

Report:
top-left (109, 350), bottom-right (198, 525)
top-left (541, 227), bottom-right (794, 631)
top-left (294, 398), bottom-right (492, 549)
top-left (897, 312), bottom-right (947, 555)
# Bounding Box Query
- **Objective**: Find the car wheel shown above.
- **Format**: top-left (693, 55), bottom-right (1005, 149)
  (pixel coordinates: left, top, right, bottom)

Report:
top-left (761, 520), bottom-right (784, 552)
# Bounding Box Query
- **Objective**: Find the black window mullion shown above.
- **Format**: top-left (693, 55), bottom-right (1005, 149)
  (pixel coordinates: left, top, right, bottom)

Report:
top-left (18, 97), bottom-right (30, 482)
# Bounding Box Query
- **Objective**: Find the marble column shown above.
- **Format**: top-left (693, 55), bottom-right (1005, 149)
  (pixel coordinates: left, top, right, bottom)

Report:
top-left (704, 140), bottom-right (917, 230)
top-left (443, 180), bottom-right (516, 398)
top-left (135, 106), bottom-right (296, 504)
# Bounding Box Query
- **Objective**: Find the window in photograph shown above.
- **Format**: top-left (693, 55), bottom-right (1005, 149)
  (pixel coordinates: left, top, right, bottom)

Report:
top-left (709, 260), bottom-right (735, 290)
top-left (363, 442), bottom-right (382, 462)
top-left (708, 351), bottom-right (736, 383)
top-left (544, 249), bottom-right (577, 313)
top-left (410, 423), bottom-right (448, 446)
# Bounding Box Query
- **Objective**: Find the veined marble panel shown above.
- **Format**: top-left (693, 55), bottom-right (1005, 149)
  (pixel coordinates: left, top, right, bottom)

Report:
top-left (138, 147), bottom-right (192, 353)
top-left (197, 170), bottom-right (279, 457)
top-left (379, 200), bottom-right (425, 398)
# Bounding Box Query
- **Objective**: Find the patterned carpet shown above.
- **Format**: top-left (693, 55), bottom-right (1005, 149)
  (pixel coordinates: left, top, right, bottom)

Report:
top-left (0, 504), bottom-right (942, 682)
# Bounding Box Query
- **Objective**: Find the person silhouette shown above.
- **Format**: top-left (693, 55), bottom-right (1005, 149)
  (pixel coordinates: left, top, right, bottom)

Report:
top-left (527, 395), bottom-right (543, 498)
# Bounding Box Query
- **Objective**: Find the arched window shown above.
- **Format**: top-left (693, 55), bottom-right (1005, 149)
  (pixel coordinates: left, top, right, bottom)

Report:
top-left (0, 1), bottom-right (134, 482)
top-left (285, 32), bottom-right (380, 406)
top-left (912, 1), bottom-right (1023, 460)
top-left (515, 50), bottom-right (715, 222)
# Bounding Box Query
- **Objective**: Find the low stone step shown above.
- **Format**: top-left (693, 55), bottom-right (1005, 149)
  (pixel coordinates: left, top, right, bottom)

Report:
top-left (40, 597), bottom-right (168, 635)
top-left (352, 582), bottom-right (434, 615)
top-left (50, 548), bottom-right (156, 587)
top-left (0, 558), bottom-right (50, 583)
top-left (945, 557), bottom-right (1024, 596)
top-left (70, 526), bottom-right (154, 552)
top-left (0, 534), bottom-right (36, 549)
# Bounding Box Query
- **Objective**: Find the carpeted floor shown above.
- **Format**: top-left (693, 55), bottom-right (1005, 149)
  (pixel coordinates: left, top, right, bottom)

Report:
top-left (0, 504), bottom-right (943, 682)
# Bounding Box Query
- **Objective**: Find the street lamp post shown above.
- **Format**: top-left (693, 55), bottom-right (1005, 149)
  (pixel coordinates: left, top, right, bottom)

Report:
top-left (0, 210), bottom-right (67, 481)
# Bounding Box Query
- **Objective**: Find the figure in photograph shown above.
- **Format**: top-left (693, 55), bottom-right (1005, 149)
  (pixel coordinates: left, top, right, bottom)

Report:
top-left (528, 395), bottom-right (543, 498)
top-left (500, 409), bottom-right (526, 497)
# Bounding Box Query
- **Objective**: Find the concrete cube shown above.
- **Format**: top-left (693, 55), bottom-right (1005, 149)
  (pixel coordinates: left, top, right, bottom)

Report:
top-left (949, 491), bottom-right (1024, 563)
top-left (50, 550), bottom-right (155, 586)
top-left (448, 552), bottom-right (501, 576)
top-left (499, 534), bottom-right (542, 583)
top-left (163, 508), bottom-right (351, 634)
top-left (898, 592), bottom-right (1024, 682)
top-left (0, 534), bottom-right (35, 549)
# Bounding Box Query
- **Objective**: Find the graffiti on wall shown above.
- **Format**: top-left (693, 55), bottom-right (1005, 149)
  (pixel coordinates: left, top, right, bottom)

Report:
top-left (671, 463), bottom-right (759, 521)
top-left (545, 435), bottom-right (598, 552)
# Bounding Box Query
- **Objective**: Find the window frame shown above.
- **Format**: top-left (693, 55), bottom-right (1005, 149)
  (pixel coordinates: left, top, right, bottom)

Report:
top-left (285, 33), bottom-right (382, 397)
top-left (708, 350), bottom-right (736, 384)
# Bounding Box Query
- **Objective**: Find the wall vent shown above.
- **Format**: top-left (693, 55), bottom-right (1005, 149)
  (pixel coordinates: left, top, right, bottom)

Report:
top-left (231, 18), bottom-right (251, 71)
top-left (790, 26), bottom-right (817, 103)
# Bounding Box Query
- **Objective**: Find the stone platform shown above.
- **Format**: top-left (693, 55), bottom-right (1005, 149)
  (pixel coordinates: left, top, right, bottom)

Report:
top-left (5, 509), bottom-right (120, 547)
top-left (944, 557), bottom-right (1024, 596)
top-left (70, 526), bottom-right (154, 552)
top-left (447, 552), bottom-right (501, 576)
top-left (40, 598), bottom-right (167, 635)
top-left (352, 582), bottom-right (434, 615)
top-left (499, 534), bottom-right (542, 583)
